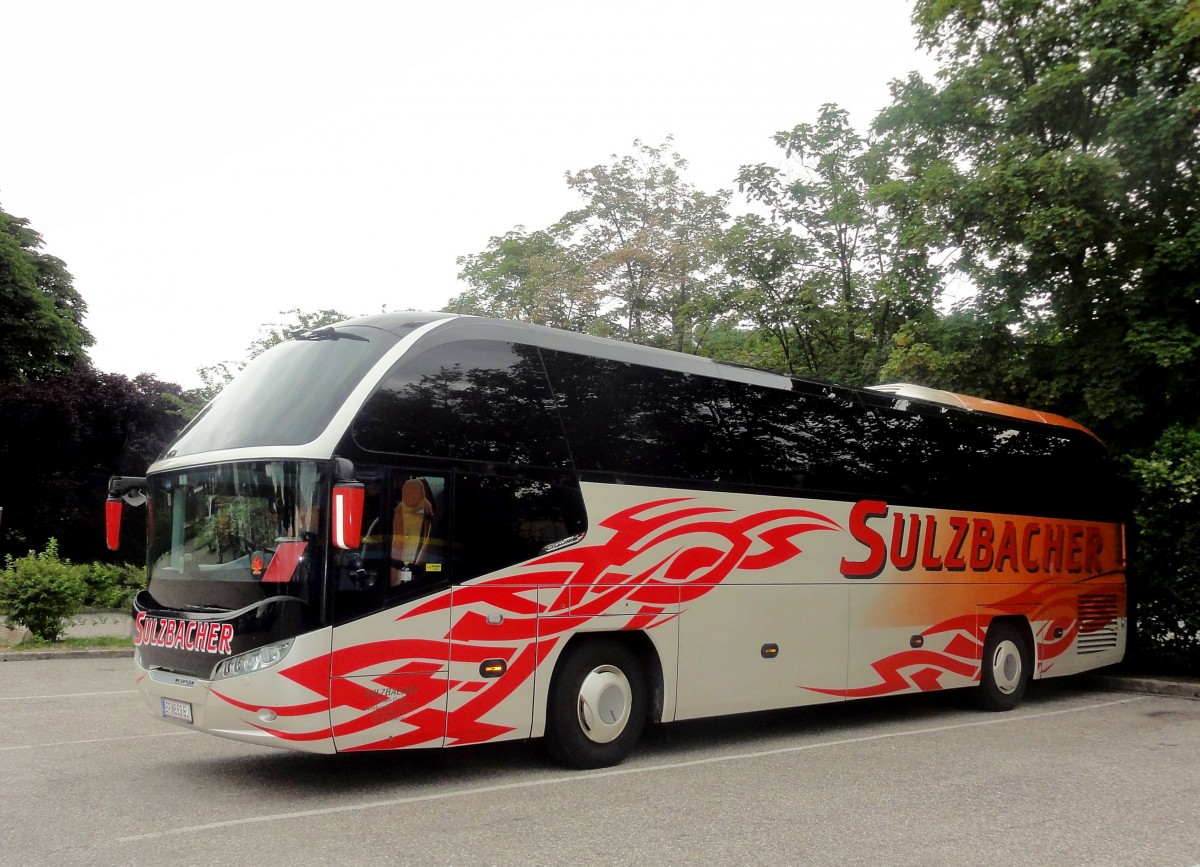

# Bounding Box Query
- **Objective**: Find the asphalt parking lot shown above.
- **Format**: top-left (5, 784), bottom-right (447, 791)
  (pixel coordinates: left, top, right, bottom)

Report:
top-left (2, 657), bottom-right (1198, 867)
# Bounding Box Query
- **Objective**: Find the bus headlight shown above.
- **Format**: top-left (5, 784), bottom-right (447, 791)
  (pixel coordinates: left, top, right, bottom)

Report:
top-left (211, 639), bottom-right (294, 681)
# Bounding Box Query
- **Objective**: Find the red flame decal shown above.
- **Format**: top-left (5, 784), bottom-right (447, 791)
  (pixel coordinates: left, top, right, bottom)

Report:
top-left (216, 497), bottom-right (840, 749)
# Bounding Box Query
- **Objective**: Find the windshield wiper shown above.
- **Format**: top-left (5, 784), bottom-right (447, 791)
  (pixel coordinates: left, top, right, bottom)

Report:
top-left (292, 326), bottom-right (369, 343)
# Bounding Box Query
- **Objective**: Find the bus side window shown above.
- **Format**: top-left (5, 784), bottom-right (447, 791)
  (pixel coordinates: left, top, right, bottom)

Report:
top-left (452, 471), bottom-right (586, 582)
top-left (724, 378), bottom-right (878, 496)
top-left (352, 339), bottom-right (570, 468)
top-left (540, 349), bottom-right (750, 486)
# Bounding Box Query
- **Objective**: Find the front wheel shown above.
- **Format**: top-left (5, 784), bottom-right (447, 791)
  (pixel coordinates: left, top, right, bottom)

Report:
top-left (977, 622), bottom-right (1031, 711)
top-left (544, 638), bottom-right (647, 769)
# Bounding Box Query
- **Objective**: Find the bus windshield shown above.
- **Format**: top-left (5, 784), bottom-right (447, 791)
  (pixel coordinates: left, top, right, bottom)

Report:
top-left (164, 319), bottom-right (432, 459)
top-left (146, 461), bottom-right (326, 617)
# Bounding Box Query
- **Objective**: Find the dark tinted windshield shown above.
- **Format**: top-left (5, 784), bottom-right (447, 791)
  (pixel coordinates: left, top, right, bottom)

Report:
top-left (165, 323), bottom-right (421, 458)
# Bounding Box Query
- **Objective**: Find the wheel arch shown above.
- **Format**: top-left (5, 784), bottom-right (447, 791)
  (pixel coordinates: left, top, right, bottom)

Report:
top-left (535, 629), bottom-right (665, 738)
top-left (984, 613), bottom-right (1036, 675)
top-left (977, 614), bottom-right (1036, 711)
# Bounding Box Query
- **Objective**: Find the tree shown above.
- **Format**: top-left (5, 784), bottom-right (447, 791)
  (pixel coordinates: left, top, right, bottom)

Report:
top-left (1128, 424), bottom-right (1200, 672)
top-left (450, 140), bottom-right (736, 354)
top-left (0, 202), bottom-right (92, 381)
top-left (0, 371), bottom-right (189, 565)
top-left (877, 0), bottom-right (1200, 446)
top-left (563, 139), bottom-right (733, 352)
top-left (734, 105), bottom-right (944, 385)
top-left (450, 226), bottom-right (600, 331)
top-left (716, 214), bottom-right (823, 374)
top-left (878, 299), bottom-right (1056, 405)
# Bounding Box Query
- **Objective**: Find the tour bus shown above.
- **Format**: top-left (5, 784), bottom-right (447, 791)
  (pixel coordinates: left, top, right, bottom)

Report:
top-left (107, 312), bottom-right (1125, 769)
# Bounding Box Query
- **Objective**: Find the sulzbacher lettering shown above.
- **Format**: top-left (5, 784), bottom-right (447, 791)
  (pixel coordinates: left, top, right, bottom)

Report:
top-left (133, 612), bottom-right (233, 654)
top-left (839, 500), bottom-right (1106, 580)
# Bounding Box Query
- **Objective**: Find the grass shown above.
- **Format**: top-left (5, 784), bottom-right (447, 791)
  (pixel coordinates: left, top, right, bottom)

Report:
top-left (5, 635), bottom-right (133, 652)
top-left (1, 609), bottom-right (133, 652)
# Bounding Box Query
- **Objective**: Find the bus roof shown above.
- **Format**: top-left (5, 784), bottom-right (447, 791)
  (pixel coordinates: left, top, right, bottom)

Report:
top-left (346, 314), bottom-right (1102, 441)
top-left (408, 315), bottom-right (1102, 441)
top-left (866, 383), bottom-right (1098, 440)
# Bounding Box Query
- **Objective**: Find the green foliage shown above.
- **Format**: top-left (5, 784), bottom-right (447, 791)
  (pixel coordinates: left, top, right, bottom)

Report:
top-left (880, 0), bottom-right (1200, 446)
top-left (449, 139), bottom-right (736, 354)
top-left (1128, 425), bottom-right (1200, 673)
top-left (0, 203), bottom-right (93, 382)
top-left (451, 132), bottom-right (945, 375)
top-left (562, 139), bottom-right (733, 353)
top-left (876, 0), bottom-right (1200, 671)
top-left (0, 370), bottom-right (188, 565)
top-left (0, 539), bottom-right (86, 641)
top-left (81, 562), bottom-right (145, 610)
top-left (879, 301), bottom-right (1061, 404)
top-left (734, 104), bottom-right (944, 384)
top-left (451, 226), bottom-right (600, 331)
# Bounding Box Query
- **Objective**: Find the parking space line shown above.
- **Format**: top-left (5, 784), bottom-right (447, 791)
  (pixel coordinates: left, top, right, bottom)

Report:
top-left (0, 690), bottom-right (137, 701)
top-left (118, 695), bottom-right (1148, 843)
top-left (0, 730), bottom-right (196, 752)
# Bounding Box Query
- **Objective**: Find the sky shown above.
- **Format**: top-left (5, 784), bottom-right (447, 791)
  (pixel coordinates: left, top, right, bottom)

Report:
top-left (1, 0), bottom-right (936, 390)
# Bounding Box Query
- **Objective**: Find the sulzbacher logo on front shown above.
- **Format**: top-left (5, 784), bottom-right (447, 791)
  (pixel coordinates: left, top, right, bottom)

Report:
top-left (133, 612), bottom-right (234, 654)
top-left (838, 499), bottom-right (1111, 580)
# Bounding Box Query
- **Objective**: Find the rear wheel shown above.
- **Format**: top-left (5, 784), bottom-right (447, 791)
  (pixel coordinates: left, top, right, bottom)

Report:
top-left (977, 622), bottom-right (1031, 711)
top-left (544, 638), bottom-right (646, 769)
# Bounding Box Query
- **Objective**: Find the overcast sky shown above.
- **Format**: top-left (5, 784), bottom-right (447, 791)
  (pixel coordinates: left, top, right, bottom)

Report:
top-left (2, 0), bottom-right (934, 389)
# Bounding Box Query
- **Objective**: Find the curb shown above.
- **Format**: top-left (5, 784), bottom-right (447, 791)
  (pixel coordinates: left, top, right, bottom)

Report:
top-left (1, 648), bottom-right (134, 662)
top-left (1084, 675), bottom-right (1200, 700)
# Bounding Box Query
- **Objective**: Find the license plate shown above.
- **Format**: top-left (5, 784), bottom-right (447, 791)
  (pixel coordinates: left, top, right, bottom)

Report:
top-left (161, 697), bottom-right (193, 724)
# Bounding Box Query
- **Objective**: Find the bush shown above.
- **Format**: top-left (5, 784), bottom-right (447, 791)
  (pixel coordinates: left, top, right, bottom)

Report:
top-left (0, 539), bottom-right (87, 641)
top-left (1129, 424), bottom-right (1200, 674)
top-left (82, 562), bottom-right (145, 610)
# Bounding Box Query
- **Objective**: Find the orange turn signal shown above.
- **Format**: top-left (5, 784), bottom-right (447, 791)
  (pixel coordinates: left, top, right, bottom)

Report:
top-left (479, 659), bottom-right (507, 678)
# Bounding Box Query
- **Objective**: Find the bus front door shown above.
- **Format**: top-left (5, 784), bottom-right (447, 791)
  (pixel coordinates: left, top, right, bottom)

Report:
top-left (330, 470), bottom-right (452, 752)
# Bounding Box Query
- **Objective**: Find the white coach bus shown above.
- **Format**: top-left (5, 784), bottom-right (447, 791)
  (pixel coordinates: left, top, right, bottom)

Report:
top-left (107, 312), bottom-right (1125, 768)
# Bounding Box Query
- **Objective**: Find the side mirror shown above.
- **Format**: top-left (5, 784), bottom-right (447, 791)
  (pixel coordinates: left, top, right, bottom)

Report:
top-left (105, 497), bottom-right (123, 551)
top-left (105, 476), bottom-right (147, 551)
top-left (331, 482), bottom-right (365, 550)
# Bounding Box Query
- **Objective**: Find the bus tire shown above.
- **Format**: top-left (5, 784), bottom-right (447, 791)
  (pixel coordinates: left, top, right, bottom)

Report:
top-left (544, 637), bottom-right (647, 769)
top-left (977, 621), bottom-right (1031, 712)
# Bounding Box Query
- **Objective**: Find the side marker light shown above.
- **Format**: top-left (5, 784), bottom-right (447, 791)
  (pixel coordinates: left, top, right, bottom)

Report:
top-left (480, 659), bottom-right (507, 678)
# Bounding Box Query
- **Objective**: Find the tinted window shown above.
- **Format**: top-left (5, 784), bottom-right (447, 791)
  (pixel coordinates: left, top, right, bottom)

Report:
top-left (331, 464), bottom-right (587, 623)
top-left (354, 340), bottom-right (571, 468)
top-left (726, 379), bottom-right (879, 496)
top-left (166, 325), bottom-right (408, 457)
top-left (540, 349), bottom-right (750, 485)
top-left (331, 468), bottom-right (453, 623)
top-left (453, 470), bottom-right (587, 581)
top-left (860, 392), bottom-right (1120, 520)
